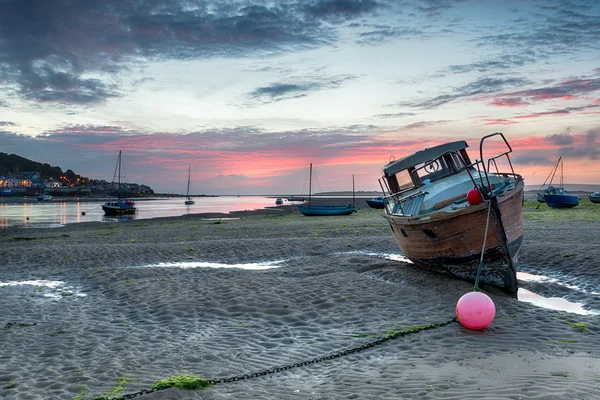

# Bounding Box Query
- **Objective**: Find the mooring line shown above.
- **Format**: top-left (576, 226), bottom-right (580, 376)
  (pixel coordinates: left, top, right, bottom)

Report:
top-left (95, 317), bottom-right (458, 400)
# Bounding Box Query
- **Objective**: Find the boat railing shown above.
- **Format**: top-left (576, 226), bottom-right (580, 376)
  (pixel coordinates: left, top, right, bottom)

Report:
top-left (477, 132), bottom-right (517, 198)
top-left (385, 190), bottom-right (427, 216)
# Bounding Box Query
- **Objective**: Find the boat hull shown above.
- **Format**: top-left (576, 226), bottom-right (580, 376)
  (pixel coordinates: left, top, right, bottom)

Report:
top-left (590, 195), bottom-right (600, 204)
top-left (366, 198), bottom-right (385, 209)
top-left (384, 180), bottom-right (524, 296)
top-left (544, 194), bottom-right (579, 208)
top-left (298, 205), bottom-right (356, 216)
top-left (102, 204), bottom-right (136, 216)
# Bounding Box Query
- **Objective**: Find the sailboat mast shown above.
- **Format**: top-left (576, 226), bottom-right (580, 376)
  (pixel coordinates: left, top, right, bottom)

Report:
top-left (187, 166), bottom-right (191, 198)
top-left (308, 163), bottom-right (312, 207)
top-left (117, 151), bottom-right (122, 199)
top-left (352, 174), bottom-right (355, 206)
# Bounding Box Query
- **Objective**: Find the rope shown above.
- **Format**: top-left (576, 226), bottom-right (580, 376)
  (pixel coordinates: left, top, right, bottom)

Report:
top-left (473, 198), bottom-right (492, 291)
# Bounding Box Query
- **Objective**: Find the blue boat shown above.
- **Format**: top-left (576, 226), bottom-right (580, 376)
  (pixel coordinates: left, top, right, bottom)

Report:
top-left (298, 204), bottom-right (356, 216)
top-left (366, 196), bottom-right (385, 209)
top-left (538, 158), bottom-right (579, 209)
top-left (298, 163), bottom-right (356, 216)
top-left (543, 186), bottom-right (579, 208)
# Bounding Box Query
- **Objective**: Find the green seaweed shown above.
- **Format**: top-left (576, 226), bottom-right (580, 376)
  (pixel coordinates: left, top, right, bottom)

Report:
top-left (150, 374), bottom-right (211, 391)
top-left (566, 322), bottom-right (587, 332)
top-left (3, 381), bottom-right (16, 389)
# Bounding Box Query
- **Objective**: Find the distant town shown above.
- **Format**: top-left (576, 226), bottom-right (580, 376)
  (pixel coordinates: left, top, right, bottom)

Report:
top-left (0, 152), bottom-right (154, 197)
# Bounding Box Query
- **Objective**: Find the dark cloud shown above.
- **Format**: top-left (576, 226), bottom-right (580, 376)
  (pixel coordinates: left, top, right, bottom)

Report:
top-left (513, 153), bottom-right (557, 166)
top-left (547, 131), bottom-right (574, 146)
top-left (248, 75), bottom-right (356, 103)
top-left (501, 77), bottom-right (600, 102)
top-left (357, 26), bottom-right (429, 44)
top-left (514, 104), bottom-right (600, 119)
top-left (0, 121), bottom-right (17, 126)
top-left (475, 1), bottom-right (600, 60)
top-left (302, 0), bottom-right (380, 22)
top-left (416, 0), bottom-right (467, 17)
top-left (442, 54), bottom-right (536, 75)
top-left (399, 77), bottom-right (530, 109)
top-left (0, 1), bottom-right (345, 105)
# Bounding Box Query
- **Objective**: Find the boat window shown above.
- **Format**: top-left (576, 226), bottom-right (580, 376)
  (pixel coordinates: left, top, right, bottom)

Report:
top-left (395, 170), bottom-right (415, 190)
top-left (413, 157), bottom-right (452, 185)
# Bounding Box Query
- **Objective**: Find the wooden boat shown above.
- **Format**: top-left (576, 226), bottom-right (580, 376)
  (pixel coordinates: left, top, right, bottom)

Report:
top-left (366, 196), bottom-right (385, 209)
top-left (298, 163), bottom-right (356, 216)
top-left (102, 151), bottom-right (136, 216)
top-left (589, 192), bottom-right (600, 204)
top-left (537, 158), bottom-right (578, 208)
top-left (184, 166), bottom-right (195, 205)
top-left (379, 133), bottom-right (524, 296)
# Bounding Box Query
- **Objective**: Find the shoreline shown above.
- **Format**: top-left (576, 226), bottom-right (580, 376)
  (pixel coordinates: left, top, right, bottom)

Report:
top-left (1, 204), bottom-right (599, 399)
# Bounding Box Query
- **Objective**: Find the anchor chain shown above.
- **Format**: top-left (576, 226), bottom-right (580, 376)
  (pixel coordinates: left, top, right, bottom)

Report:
top-left (99, 317), bottom-right (458, 400)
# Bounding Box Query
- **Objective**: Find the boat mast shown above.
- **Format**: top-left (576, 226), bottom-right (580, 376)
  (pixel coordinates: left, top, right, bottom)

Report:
top-left (352, 174), bottom-right (355, 206)
top-left (308, 163), bottom-right (312, 207)
top-left (186, 166), bottom-right (191, 199)
top-left (117, 151), bottom-right (122, 200)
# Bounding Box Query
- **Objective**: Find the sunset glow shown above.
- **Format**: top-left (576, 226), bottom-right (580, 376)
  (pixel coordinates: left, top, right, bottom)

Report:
top-left (0, 0), bottom-right (598, 194)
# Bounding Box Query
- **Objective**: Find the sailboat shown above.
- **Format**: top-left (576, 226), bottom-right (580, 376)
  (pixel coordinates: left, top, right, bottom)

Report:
top-left (537, 157), bottom-right (579, 208)
top-left (184, 166), bottom-right (195, 205)
top-left (102, 151), bottom-right (136, 216)
top-left (297, 163), bottom-right (356, 216)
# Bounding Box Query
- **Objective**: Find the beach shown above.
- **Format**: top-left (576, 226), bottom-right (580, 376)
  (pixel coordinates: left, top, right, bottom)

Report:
top-left (1, 198), bottom-right (599, 399)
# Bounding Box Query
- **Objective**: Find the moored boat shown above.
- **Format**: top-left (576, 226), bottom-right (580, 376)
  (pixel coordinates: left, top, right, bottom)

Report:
top-left (36, 194), bottom-right (53, 201)
top-left (184, 166), bottom-right (195, 205)
top-left (537, 157), bottom-right (579, 208)
top-left (366, 196), bottom-right (385, 209)
top-left (379, 133), bottom-right (524, 296)
top-left (102, 151), bottom-right (136, 216)
top-left (298, 163), bottom-right (356, 216)
top-left (589, 192), bottom-right (600, 204)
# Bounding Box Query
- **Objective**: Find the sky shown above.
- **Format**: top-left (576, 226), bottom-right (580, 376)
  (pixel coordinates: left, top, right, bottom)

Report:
top-left (0, 0), bottom-right (599, 195)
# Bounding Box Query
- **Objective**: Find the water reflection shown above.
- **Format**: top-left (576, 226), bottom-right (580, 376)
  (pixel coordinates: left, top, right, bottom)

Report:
top-left (0, 196), bottom-right (283, 228)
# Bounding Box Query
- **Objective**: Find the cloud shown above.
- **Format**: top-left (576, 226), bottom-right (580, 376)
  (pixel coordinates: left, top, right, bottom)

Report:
top-left (248, 75), bottom-right (356, 103)
top-left (513, 104), bottom-right (600, 119)
top-left (372, 112), bottom-right (416, 119)
top-left (490, 97), bottom-right (530, 107)
top-left (546, 131), bottom-right (574, 146)
top-left (399, 77), bottom-right (531, 109)
top-left (475, 1), bottom-right (600, 60)
top-left (302, 0), bottom-right (380, 22)
top-left (0, 1), bottom-right (344, 106)
top-left (0, 121), bottom-right (17, 126)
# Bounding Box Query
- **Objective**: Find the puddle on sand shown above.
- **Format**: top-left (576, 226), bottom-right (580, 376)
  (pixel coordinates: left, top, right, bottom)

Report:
top-left (348, 252), bottom-right (598, 316)
top-left (143, 261), bottom-right (283, 270)
top-left (0, 280), bottom-right (86, 299)
top-left (517, 272), bottom-right (599, 316)
top-left (338, 250), bottom-right (413, 264)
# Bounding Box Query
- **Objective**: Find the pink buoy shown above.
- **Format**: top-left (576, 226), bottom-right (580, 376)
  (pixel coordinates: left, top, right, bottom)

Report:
top-left (456, 291), bottom-right (495, 330)
top-left (466, 188), bottom-right (482, 205)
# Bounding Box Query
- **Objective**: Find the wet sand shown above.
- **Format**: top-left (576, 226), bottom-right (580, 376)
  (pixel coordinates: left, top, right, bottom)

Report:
top-left (1, 199), bottom-right (599, 399)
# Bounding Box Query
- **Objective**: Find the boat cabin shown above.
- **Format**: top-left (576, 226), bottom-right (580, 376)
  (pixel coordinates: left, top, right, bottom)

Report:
top-left (382, 141), bottom-right (472, 195)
